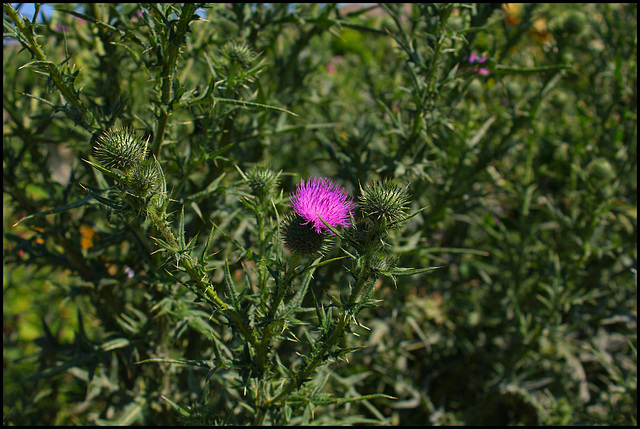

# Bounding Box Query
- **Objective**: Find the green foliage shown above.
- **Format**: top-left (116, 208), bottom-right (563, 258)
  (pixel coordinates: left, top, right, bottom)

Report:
top-left (4, 3), bottom-right (636, 426)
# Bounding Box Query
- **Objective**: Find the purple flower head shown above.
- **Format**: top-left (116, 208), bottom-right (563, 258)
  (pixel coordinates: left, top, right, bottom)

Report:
top-left (469, 53), bottom-right (487, 64)
top-left (290, 177), bottom-right (355, 234)
top-left (466, 53), bottom-right (490, 76)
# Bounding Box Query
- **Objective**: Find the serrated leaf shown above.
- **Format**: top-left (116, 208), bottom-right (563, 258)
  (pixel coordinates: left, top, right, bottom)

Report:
top-left (312, 289), bottom-right (326, 327)
top-left (211, 221), bottom-right (248, 257)
top-left (281, 267), bottom-right (315, 318)
top-left (493, 64), bottom-right (573, 75)
top-left (201, 221), bottom-right (218, 262)
top-left (178, 206), bottom-right (186, 250)
top-left (12, 194), bottom-right (99, 227)
top-left (57, 8), bottom-right (145, 46)
top-left (18, 59), bottom-right (53, 71)
top-left (379, 265), bottom-right (442, 277)
top-left (160, 395), bottom-right (191, 418)
top-left (223, 259), bottom-right (241, 308)
top-left (101, 338), bottom-right (130, 351)
top-left (151, 236), bottom-right (177, 255)
top-left (82, 158), bottom-right (128, 182)
top-left (78, 183), bottom-right (128, 211)
top-left (212, 97), bottom-right (298, 116)
top-left (137, 357), bottom-right (214, 368)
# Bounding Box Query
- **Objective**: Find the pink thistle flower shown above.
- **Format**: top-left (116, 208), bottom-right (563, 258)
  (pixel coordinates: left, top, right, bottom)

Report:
top-left (467, 53), bottom-right (490, 75)
top-left (290, 177), bottom-right (355, 234)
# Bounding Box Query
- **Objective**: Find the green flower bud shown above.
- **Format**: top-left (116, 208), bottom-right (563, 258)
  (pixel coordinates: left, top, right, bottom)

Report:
top-left (282, 213), bottom-right (327, 257)
top-left (126, 158), bottom-right (163, 198)
top-left (245, 165), bottom-right (280, 197)
top-left (587, 157), bottom-right (616, 182)
top-left (93, 127), bottom-right (148, 172)
top-left (221, 40), bottom-right (257, 68)
top-left (358, 180), bottom-right (411, 230)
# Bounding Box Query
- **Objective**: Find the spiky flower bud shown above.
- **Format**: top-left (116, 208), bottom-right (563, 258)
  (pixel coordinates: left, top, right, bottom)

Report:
top-left (93, 127), bottom-right (148, 171)
top-left (245, 165), bottom-right (280, 197)
top-left (221, 40), bottom-right (257, 68)
top-left (358, 180), bottom-right (411, 229)
top-left (587, 157), bottom-right (616, 182)
top-left (126, 158), bottom-right (163, 198)
top-left (282, 213), bottom-right (327, 257)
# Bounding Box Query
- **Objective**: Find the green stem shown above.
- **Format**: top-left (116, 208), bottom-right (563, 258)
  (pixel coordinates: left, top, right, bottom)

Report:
top-left (266, 255), bottom-right (373, 407)
top-left (256, 205), bottom-right (270, 312)
top-left (4, 4), bottom-right (95, 130)
top-left (268, 253), bottom-right (301, 319)
top-left (151, 3), bottom-right (197, 158)
top-left (147, 207), bottom-right (260, 349)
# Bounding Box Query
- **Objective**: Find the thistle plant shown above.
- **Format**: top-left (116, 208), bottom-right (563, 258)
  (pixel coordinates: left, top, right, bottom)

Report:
top-left (80, 123), bottom-right (434, 423)
top-left (89, 131), bottom-right (435, 423)
top-left (5, 3), bottom-right (635, 426)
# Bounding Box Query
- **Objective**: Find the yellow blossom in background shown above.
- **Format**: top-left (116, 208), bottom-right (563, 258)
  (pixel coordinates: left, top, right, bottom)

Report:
top-left (503, 3), bottom-right (523, 26)
top-left (79, 225), bottom-right (96, 249)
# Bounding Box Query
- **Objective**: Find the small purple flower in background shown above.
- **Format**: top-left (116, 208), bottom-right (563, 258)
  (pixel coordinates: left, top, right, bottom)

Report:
top-left (124, 266), bottom-right (135, 279)
top-left (466, 53), bottom-right (490, 76)
top-left (290, 177), bottom-right (355, 234)
top-left (326, 55), bottom-right (343, 75)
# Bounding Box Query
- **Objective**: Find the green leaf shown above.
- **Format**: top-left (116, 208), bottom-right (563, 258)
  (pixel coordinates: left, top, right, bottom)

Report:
top-left (213, 97), bottom-right (298, 116)
top-left (211, 221), bottom-right (249, 258)
top-left (379, 265), bottom-right (442, 277)
top-left (282, 260), bottom-right (321, 317)
top-left (82, 157), bottom-right (128, 182)
top-left (493, 64), bottom-right (573, 75)
top-left (160, 395), bottom-right (191, 418)
top-left (223, 259), bottom-right (242, 308)
top-left (136, 357), bottom-right (214, 368)
top-left (78, 183), bottom-right (128, 211)
top-left (177, 206), bottom-right (186, 250)
top-left (12, 194), bottom-right (99, 226)
top-left (94, 398), bottom-right (146, 425)
top-left (101, 338), bottom-right (131, 351)
top-left (57, 9), bottom-right (145, 46)
top-left (18, 59), bottom-right (54, 71)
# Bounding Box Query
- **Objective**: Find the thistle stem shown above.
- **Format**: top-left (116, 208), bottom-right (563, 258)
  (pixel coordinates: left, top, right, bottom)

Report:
top-left (268, 253), bottom-right (301, 319)
top-left (4, 4), bottom-right (95, 130)
top-left (147, 207), bottom-right (259, 349)
top-left (151, 3), bottom-right (197, 158)
top-left (266, 254), bottom-right (373, 407)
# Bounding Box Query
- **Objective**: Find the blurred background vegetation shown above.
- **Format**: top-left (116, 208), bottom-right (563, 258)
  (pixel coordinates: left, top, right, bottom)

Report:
top-left (3, 3), bottom-right (636, 425)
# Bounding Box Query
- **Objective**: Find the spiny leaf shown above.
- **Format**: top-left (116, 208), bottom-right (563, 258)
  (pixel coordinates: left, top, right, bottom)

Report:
top-left (378, 265), bottom-right (442, 277)
top-left (212, 97), bottom-right (298, 116)
top-left (160, 395), bottom-right (191, 418)
top-left (12, 194), bottom-right (99, 226)
top-left (223, 259), bottom-right (241, 308)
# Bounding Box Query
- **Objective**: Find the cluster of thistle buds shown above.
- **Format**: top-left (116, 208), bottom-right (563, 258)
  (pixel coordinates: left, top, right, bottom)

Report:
top-left (281, 176), bottom-right (412, 257)
top-left (88, 127), bottom-right (166, 215)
